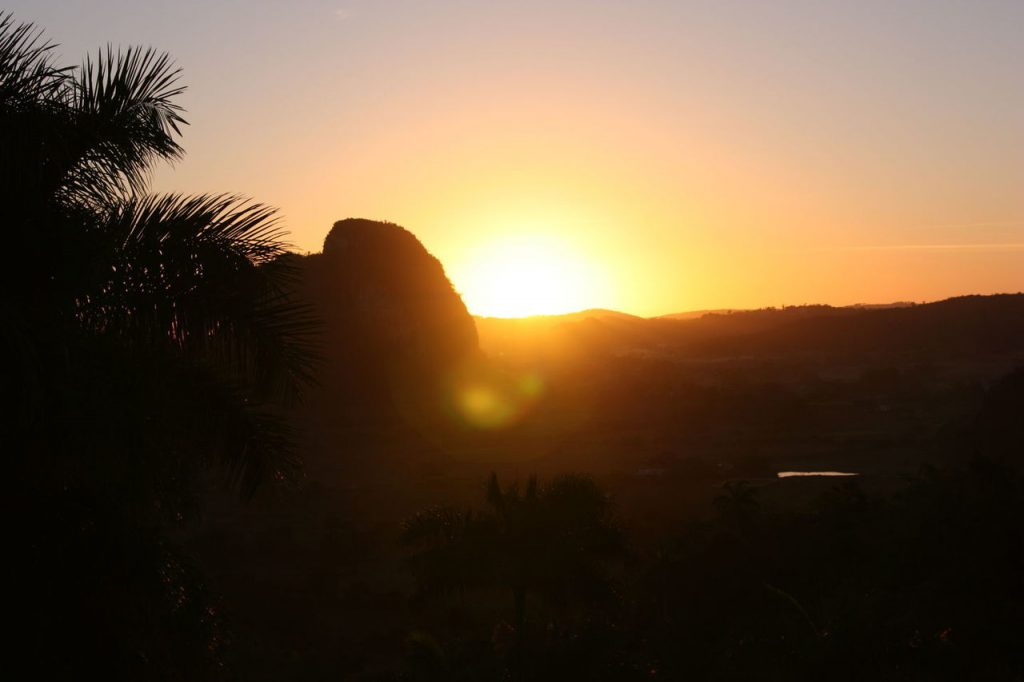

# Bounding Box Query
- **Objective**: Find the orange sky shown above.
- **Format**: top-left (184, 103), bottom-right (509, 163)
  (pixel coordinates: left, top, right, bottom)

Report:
top-left (15, 1), bottom-right (1024, 316)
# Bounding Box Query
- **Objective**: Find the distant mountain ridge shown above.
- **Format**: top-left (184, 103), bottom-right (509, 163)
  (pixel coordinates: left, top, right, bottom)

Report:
top-left (476, 308), bottom-right (641, 323)
top-left (477, 300), bottom-right (919, 325)
top-left (476, 294), bottom-right (1024, 360)
top-left (476, 300), bottom-right (920, 324)
top-left (655, 309), bottom-right (743, 320)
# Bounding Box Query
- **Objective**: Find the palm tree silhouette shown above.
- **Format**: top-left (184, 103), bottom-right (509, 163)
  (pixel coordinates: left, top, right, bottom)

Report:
top-left (2, 13), bottom-right (317, 675)
top-left (3, 13), bottom-right (316, 500)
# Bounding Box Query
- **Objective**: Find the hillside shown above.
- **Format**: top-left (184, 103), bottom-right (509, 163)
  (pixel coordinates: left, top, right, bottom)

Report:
top-left (476, 294), bottom-right (1024, 362)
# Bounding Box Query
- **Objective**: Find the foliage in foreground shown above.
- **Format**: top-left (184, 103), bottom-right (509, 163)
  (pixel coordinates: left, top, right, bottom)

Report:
top-left (2, 13), bottom-right (315, 677)
top-left (394, 453), bottom-right (1024, 681)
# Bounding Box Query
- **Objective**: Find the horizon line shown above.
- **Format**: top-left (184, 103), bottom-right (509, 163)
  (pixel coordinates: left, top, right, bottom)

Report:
top-left (470, 291), bottom-right (1024, 321)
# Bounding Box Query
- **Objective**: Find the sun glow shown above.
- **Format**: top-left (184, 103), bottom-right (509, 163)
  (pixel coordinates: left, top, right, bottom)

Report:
top-left (453, 232), bottom-right (605, 318)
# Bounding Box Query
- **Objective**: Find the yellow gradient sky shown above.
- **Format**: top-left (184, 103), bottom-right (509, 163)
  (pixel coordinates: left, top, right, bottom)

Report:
top-left (13, 1), bottom-right (1024, 316)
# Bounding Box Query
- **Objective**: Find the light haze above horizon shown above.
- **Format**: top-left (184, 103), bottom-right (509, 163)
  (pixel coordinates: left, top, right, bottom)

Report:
top-left (12, 0), bottom-right (1023, 316)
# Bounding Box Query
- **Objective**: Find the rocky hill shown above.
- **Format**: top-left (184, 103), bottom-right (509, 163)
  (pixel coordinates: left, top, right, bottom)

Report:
top-left (287, 218), bottom-right (478, 422)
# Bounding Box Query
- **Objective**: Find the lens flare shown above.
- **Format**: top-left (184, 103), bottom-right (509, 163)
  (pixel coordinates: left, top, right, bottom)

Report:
top-left (456, 383), bottom-right (513, 429)
top-left (518, 371), bottom-right (544, 397)
top-left (447, 363), bottom-right (546, 429)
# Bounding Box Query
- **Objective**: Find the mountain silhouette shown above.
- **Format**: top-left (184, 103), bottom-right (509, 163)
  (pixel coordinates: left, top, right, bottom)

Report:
top-left (288, 218), bottom-right (478, 422)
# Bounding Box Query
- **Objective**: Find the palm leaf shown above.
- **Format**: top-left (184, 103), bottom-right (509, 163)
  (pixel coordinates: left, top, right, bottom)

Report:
top-left (61, 46), bottom-right (186, 205)
top-left (0, 13), bottom-right (69, 107)
top-left (78, 193), bottom-right (319, 406)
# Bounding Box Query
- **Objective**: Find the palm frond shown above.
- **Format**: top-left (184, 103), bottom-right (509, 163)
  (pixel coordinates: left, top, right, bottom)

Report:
top-left (0, 14), bottom-right (74, 222)
top-left (79, 193), bottom-right (320, 404)
top-left (61, 46), bottom-right (186, 203)
top-left (0, 13), bottom-right (69, 107)
top-left (4, 14), bottom-right (314, 505)
top-left (195, 373), bottom-right (300, 498)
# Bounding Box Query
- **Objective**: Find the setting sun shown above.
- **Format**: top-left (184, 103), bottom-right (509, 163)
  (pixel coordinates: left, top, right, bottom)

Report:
top-left (452, 233), bottom-right (607, 318)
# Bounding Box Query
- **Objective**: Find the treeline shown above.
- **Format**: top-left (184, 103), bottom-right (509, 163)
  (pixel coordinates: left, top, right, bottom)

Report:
top-left (391, 457), bottom-right (1024, 681)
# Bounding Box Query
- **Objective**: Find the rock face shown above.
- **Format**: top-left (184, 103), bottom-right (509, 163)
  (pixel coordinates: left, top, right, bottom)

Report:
top-left (294, 218), bottom-right (478, 421)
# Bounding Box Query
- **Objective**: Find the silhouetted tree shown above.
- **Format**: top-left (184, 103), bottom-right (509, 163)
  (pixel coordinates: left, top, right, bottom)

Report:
top-left (2, 13), bottom-right (316, 677)
top-left (402, 473), bottom-right (624, 676)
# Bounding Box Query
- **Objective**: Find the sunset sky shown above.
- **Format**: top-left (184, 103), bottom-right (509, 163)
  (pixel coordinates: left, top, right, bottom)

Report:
top-left (14, 0), bottom-right (1024, 316)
